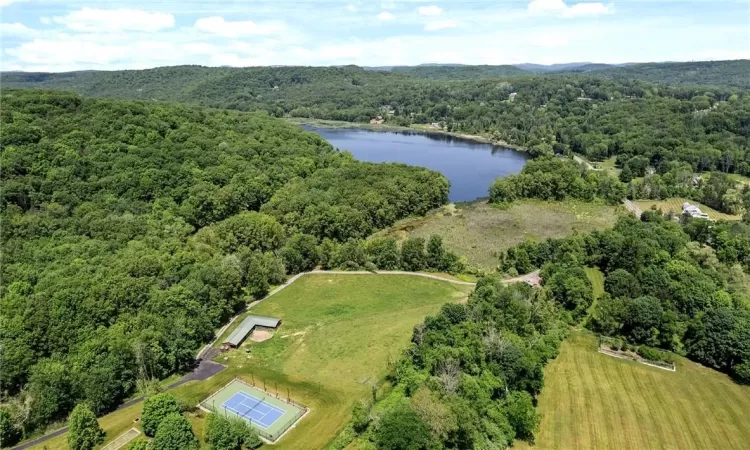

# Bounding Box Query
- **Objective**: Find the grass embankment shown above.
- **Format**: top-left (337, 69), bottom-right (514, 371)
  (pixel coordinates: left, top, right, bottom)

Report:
top-left (634, 197), bottom-right (741, 221)
top-left (377, 200), bottom-right (619, 271)
top-left (30, 275), bottom-right (471, 450)
top-left (518, 330), bottom-right (750, 450)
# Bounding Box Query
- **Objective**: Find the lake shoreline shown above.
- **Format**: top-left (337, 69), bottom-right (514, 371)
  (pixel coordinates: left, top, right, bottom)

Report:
top-left (285, 117), bottom-right (527, 152)
top-left (295, 121), bottom-right (529, 203)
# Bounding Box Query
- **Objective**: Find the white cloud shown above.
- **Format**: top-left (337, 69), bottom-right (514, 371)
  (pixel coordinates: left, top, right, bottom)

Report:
top-left (53, 8), bottom-right (174, 32)
top-left (418, 5), bottom-right (443, 16)
top-left (1, 22), bottom-right (36, 37)
top-left (0, 0), bottom-right (28, 7)
top-left (194, 17), bottom-right (286, 38)
top-left (346, 3), bottom-right (357, 12)
top-left (425, 19), bottom-right (457, 31)
top-left (528, 0), bottom-right (566, 13)
top-left (563, 3), bottom-right (614, 18)
top-left (40, 17), bottom-right (52, 25)
top-left (377, 12), bottom-right (394, 21)
top-left (528, 0), bottom-right (613, 18)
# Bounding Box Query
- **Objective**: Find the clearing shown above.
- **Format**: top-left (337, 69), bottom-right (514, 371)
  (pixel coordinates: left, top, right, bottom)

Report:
top-left (27, 274), bottom-right (471, 450)
top-left (634, 197), bottom-right (741, 221)
top-left (376, 200), bottom-right (619, 270)
top-left (517, 330), bottom-right (750, 450)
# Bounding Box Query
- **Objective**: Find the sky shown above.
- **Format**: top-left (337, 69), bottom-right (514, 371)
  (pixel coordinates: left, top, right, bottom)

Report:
top-left (1, 0), bottom-right (748, 72)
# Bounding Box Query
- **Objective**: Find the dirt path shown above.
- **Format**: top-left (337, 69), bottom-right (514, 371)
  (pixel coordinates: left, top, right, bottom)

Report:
top-left (622, 199), bottom-right (643, 218)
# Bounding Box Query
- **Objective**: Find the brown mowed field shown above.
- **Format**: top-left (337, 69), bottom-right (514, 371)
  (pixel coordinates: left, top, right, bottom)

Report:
top-left (516, 331), bottom-right (750, 450)
top-left (377, 200), bottom-right (619, 271)
top-left (634, 197), bottom-right (741, 221)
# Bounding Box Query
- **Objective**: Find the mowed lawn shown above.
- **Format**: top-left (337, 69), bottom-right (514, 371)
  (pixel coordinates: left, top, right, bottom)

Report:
top-left (30, 274), bottom-right (471, 450)
top-left (518, 331), bottom-right (750, 450)
top-left (377, 200), bottom-right (619, 271)
top-left (634, 197), bottom-right (741, 221)
top-left (241, 274), bottom-right (472, 449)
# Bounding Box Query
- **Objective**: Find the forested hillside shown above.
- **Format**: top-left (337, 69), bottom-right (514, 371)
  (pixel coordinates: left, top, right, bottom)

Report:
top-left (390, 64), bottom-right (529, 79)
top-left (0, 90), bottom-right (449, 441)
top-left (566, 60), bottom-right (750, 89)
top-left (500, 214), bottom-right (750, 383)
top-left (6, 63), bottom-right (750, 179)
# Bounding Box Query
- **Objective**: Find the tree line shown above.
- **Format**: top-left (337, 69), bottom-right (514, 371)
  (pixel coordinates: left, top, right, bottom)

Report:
top-left (489, 156), bottom-right (750, 216)
top-left (0, 90), bottom-right (453, 443)
top-left (337, 280), bottom-right (567, 449)
top-left (500, 214), bottom-right (750, 384)
top-left (5, 64), bottom-right (750, 178)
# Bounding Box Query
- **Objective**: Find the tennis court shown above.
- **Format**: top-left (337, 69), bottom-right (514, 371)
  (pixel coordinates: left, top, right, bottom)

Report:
top-left (222, 391), bottom-right (285, 429)
top-left (200, 378), bottom-right (307, 442)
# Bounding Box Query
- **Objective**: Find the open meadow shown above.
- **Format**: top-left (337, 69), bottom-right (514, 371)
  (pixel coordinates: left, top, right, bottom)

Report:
top-left (517, 331), bottom-right (750, 450)
top-left (376, 200), bottom-right (619, 270)
top-left (27, 274), bottom-right (471, 450)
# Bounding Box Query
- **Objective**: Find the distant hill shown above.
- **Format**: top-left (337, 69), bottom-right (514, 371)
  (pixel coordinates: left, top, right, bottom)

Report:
top-left (514, 62), bottom-right (603, 72)
top-left (390, 64), bottom-right (530, 79)
top-left (3, 60), bottom-right (748, 108)
top-left (577, 60), bottom-right (750, 88)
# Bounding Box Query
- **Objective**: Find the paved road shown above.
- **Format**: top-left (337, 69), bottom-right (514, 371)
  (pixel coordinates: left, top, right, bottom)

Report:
top-left (13, 352), bottom-right (226, 450)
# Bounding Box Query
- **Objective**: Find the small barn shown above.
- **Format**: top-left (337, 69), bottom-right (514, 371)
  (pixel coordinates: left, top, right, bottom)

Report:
top-left (222, 315), bottom-right (281, 351)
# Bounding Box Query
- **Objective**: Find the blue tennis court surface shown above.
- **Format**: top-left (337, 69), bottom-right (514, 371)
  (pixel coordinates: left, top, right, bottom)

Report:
top-left (222, 391), bottom-right (285, 429)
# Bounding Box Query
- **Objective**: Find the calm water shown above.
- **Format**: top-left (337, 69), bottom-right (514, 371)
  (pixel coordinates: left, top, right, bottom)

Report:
top-left (302, 126), bottom-right (529, 202)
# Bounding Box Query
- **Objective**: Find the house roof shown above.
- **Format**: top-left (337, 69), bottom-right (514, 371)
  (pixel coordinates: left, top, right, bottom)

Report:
top-left (224, 315), bottom-right (281, 347)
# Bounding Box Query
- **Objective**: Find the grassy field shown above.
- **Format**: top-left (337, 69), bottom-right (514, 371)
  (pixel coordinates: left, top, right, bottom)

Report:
top-left (634, 197), bottom-right (741, 221)
top-left (583, 267), bottom-right (605, 326)
top-left (376, 200), bottom-right (619, 271)
top-left (29, 275), bottom-right (471, 450)
top-left (516, 331), bottom-right (750, 450)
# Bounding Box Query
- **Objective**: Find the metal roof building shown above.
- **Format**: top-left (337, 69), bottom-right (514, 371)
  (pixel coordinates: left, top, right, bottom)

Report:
top-left (223, 315), bottom-right (281, 348)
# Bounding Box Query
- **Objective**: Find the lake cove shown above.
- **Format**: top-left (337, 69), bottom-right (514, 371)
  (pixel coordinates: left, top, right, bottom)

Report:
top-left (302, 126), bottom-right (529, 202)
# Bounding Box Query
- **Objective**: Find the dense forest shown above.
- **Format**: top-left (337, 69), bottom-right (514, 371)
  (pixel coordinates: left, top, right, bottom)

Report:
top-left (344, 280), bottom-right (567, 449)
top-left (500, 214), bottom-right (750, 383)
top-left (6, 62), bottom-right (750, 179)
top-left (0, 90), bottom-right (454, 442)
top-left (559, 60), bottom-right (750, 89)
top-left (490, 157), bottom-right (750, 216)
top-left (389, 64), bottom-right (529, 79)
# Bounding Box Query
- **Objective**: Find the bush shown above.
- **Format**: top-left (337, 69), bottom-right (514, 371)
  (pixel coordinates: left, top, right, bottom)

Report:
top-left (0, 408), bottom-right (21, 448)
top-left (124, 439), bottom-right (149, 450)
top-left (376, 403), bottom-right (431, 450)
top-left (205, 413), bottom-right (262, 450)
top-left (67, 403), bottom-right (105, 450)
top-left (351, 401), bottom-right (371, 433)
top-left (636, 345), bottom-right (672, 363)
top-left (152, 413), bottom-right (199, 450)
top-left (142, 393), bottom-right (182, 437)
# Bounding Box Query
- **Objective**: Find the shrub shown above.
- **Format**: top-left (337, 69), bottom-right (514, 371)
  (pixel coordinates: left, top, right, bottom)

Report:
top-left (152, 413), bottom-right (199, 450)
top-left (0, 408), bottom-right (21, 448)
top-left (376, 403), bottom-right (431, 450)
top-left (67, 403), bottom-right (105, 450)
top-left (637, 345), bottom-right (672, 363)
top-left (142, 393), bottom-right (182, 437)
top-left (351, 401), bottom-right (371, 433)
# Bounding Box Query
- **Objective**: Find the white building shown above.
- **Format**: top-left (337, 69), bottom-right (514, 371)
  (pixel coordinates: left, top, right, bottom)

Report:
top-left (682, 202), bottom-right (709, 219)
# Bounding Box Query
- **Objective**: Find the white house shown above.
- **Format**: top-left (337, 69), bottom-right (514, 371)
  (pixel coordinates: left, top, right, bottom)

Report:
top-left (682, 202), bottom-right (709, 219)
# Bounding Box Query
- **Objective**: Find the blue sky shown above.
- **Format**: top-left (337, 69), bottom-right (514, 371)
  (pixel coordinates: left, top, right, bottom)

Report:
top-left (1, 0), bottom-right (748, 72)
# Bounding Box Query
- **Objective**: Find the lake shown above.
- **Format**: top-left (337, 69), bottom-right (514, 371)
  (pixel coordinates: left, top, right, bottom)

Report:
top-left (302, 126), bottom-right (529, 202)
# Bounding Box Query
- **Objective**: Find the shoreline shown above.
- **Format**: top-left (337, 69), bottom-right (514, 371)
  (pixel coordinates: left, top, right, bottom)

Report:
top-left (285, 117), bottom-right (527, 152)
